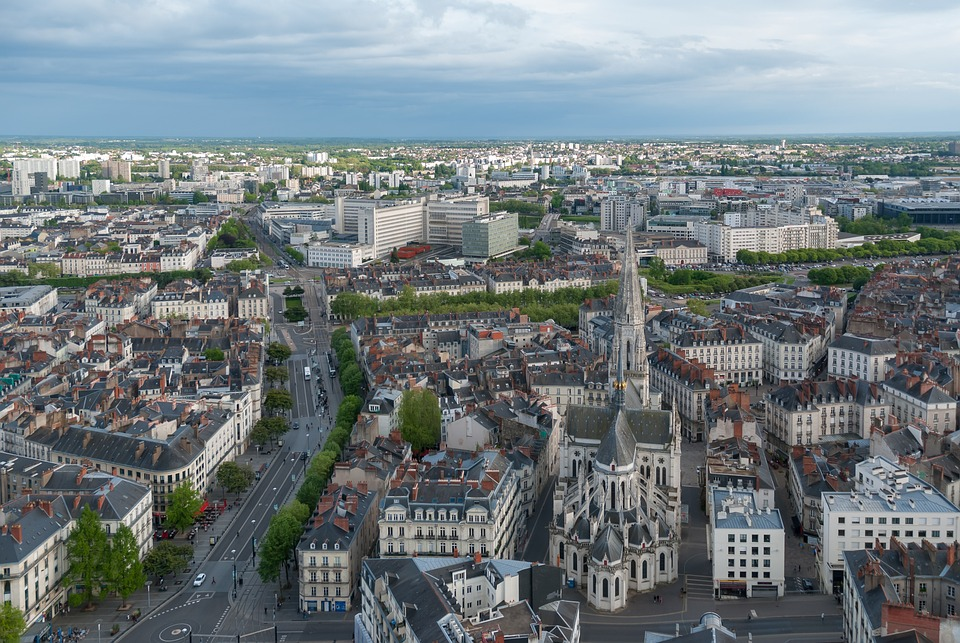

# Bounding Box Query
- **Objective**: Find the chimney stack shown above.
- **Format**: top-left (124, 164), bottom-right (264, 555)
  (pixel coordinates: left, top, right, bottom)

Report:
top-left (9, 524), bottom-right (22, 544)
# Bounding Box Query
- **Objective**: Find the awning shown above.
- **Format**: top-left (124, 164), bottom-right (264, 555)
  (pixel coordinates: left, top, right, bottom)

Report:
top-left (197, 500), bottom-right (209, 514)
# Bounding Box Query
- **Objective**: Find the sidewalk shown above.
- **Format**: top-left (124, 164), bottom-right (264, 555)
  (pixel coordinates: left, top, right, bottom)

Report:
top-left (24, 445), bottom-right (282, 643)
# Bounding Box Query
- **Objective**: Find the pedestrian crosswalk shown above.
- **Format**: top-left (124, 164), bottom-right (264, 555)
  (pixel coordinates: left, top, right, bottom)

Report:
top-left (684, 574), bottom-right (714, 599)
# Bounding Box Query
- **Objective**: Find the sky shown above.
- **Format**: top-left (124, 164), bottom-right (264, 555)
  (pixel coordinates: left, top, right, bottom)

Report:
top-left (2, 0), bottom-right (959, 139)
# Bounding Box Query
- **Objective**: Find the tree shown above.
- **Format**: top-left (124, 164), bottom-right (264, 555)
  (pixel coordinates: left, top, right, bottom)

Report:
top-left (550, 192), bottom-right (565, 211)
top-left (143, 542), bottom-right (193, 580)
top-left (204, 347), bottom-right (225, 361)
top-left (686, 299), bottom-right (709, 317)
top-left (265, 365), bottom-right (289, 387)
top-left (398, 389), bottom-right (442, 452)
top-left (257, 502), bottom-right (309, 589)
top-left (390, 248), bottom-right (399, 263)
top-left (340, 362), bottom-right (363, 397)
top-left (0, 602), bottom-right (25, 643)
top-left (166, 481), bottom-right (203, 532)
top-left (106, 524), bottom-right (146, 606)
top-left (283, 307), bottom-right (308, 322)
top-left (266, 342), bottom-right (292, 364)
top-left (65, 507), bottom-right (108, 606)
top-left (647, 256), bottom-right (667, 281)
top-left (264, 388), bottom-right (293, 416)
top-left (27, 262), bottom-right (61, 279)
top-left (217, 461), bottom-right (255, 496)
top-left (250, 420), bottom-right (272, 446)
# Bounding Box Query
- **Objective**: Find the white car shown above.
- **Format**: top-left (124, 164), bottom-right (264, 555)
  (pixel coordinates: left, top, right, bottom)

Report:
top-left (193, 573), bottom-right (206, 587)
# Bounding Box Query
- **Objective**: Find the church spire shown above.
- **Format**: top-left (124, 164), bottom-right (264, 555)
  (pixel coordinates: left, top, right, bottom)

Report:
top-left (609, 229), bottom-right (650, 407)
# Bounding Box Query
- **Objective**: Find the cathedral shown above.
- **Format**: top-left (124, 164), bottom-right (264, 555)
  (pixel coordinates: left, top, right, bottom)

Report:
top-left (549, 231), bottom-right (682, 611)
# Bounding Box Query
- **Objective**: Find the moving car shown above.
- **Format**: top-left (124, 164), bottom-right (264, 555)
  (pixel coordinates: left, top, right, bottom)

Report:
top-left (193, 573), bottom-right (207, 587)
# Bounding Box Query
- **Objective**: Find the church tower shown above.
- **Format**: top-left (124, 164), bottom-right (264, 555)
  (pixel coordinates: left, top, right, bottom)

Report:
top-left (609, 229), bottom-right (649, 408)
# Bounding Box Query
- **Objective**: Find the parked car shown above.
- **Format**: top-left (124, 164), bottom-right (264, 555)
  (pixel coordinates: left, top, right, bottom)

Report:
top-left (193, 573), bottom-right (207, 587)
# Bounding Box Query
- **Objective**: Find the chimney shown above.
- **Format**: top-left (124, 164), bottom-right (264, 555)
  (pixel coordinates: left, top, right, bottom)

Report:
top-left (97, 496), bottom-right (105, 511)
top-left (473, 551), bottom-right (482, 564)
top-left (334, 516), bottom-right (349, 532)
top-left (76, 467), bottom-right (87, 485)
top-left (73, 496), bottom-right (81, 510)
top-left (357, 481), bottom-right (368, 495)
top-left (9, 524), bottom-right (22, 544)
top-left (135, 442), bottom-right (145, 460)
top-left (40, 500), bottom-right (53, 518)
top-left (949, 542), bottom-right (957, 568)
top-left (152, 444), bottom-right (162, 466)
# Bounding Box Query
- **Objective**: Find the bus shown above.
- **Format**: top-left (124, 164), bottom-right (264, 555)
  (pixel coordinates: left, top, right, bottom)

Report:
top-left (326, 353), bottom-right (337, 378)
top-left (304, 366), bottom-right (311, 381)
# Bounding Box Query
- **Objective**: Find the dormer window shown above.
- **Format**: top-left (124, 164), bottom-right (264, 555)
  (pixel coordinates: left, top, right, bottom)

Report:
top-left (310, 542), bottom-right (316, 550)
top-left (335, 543), bottom-right (340, 550)
top-left (322, 543), bottom-right (328, 550)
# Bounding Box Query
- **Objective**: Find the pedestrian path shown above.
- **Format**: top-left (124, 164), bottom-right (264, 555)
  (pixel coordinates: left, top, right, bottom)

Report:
top-left (683, 574), bottom-right (715, 599)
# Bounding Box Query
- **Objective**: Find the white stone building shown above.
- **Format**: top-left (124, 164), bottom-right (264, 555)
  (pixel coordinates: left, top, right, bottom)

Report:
top-left (828, 335), bottom-right (899, 383)
top-left (709, 488), bottom-right (785, 599)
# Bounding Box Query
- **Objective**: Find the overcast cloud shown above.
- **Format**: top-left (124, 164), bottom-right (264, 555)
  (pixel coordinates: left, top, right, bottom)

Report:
top-left (1, 0), bottom-right (958, 138)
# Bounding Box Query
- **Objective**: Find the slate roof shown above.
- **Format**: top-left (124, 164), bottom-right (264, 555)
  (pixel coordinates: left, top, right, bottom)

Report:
top-left (565, 405), bottom-right (672, 446)
top-left (830, 334), bottom-right (899, 356)
top-left (595, 408), bottom-right (637, 468)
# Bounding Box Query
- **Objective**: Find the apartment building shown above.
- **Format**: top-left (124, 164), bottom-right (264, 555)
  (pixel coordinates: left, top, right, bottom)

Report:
top-left (765, 379), bottom-right (890, 456)
top-left (0, 467), bottom-right (152, 626)
top-left (670, 324), bottom-right (762, 385)
top-left (748, 318), bottom-right (828, 384)
top-left (843, 540), bottom-right (960, 643)
top-left (709, 489), bottom-right (785, 599)
top-left (693, 215), bottom-right (838, 263)
top-left (237, 284), bottom-right (269, 320)
top-left (28, 402), bottom-right (241, 515)
top-left (0, 285), bottom-right (58, 317)
top-left (298, 483), bottom-right (378, 613)
top-left (599, 194), bottom-right (646, 232)
top-left (357, 557), bottom-right (577, 643)
top-left (378, 452), bottom-right (522, 561)
top-left (828, 335), bottom-right (899, 383)
top-left (151, 287), bottom-right (229, 320)
top-left (649, 348), bottom-right (716, 441)
top-left (819, 456), bottom-right (960, 595)
top-left (881, 371), bottom-right (957, 434)
top-left (84, 278), bottom-right (157, 325)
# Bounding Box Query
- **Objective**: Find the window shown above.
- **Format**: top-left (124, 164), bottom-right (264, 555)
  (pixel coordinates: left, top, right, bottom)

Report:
top-left (838, 517), bottom-right (845, 524)
top-left (728, 534), bottom-right (736, 543)
top-left (763, 535), bottom-right (771, 543)
top-left (948, 586), bottom-right (956, 599)
top-left (838, 530), bottom-right (845, 536)
top-left (728, 547), bottom-right (735, 555)
top-left (752, 535), bottom-right (759, 543)
top-left (728, 559), bottom-right (735, 567)
top-left (763, 547), bottom-right (770, 555)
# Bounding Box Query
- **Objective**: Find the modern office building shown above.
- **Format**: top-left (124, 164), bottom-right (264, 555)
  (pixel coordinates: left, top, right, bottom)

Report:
top-left (461, 212), bottom-right (519, 259)
top-left (425, 196), bottom-right (490, 248)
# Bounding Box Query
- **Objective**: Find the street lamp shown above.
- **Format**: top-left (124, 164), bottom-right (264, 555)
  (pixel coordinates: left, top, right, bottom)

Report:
top-left (232, 550), bottom-right (238, 595)
top-left (146, 581), bottom-right (151, 609)
top-left (97, 620), bottom-right (101, 643)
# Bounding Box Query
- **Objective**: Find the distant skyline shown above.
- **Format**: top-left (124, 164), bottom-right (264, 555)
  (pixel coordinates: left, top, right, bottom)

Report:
top-left (2, 1), bottom-right (959, 139)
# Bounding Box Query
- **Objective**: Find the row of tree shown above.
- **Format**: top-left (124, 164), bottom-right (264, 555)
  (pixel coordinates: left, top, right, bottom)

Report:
top-left (807, 265), bottom-right (875, 289)
top-left (736, 228), bottom-right (960, 266)
top-left (331, 328), bottom-right (363, 397)
top-left (330, 281), bottom-right (620, 330)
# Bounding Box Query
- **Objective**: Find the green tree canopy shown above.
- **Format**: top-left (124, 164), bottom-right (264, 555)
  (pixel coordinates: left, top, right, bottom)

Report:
top-left (143, 541), bottom-right (193, 580)
top-left (217, 461), bottom-right (255, 495)
top-left (266, 342), bottom-right (292, 363)
top-left (264, 388), bottom-right (294, 416)
top-left (340, 362), bottom-right (363, 397)
top-left (106, 523), bottom-right (146, 605)
top-left (398, 389), bottom-right (442, 452)
top-left (0, 602), bottom-right (26, 643)
top-left (65, 506), bottom-right (108, 606)
top-left (204, 347), bottom-right (225, 361)
top-left (265, 365), bottom-right (290, 387)
top-left (166, 481), bottom-right (203, 532)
